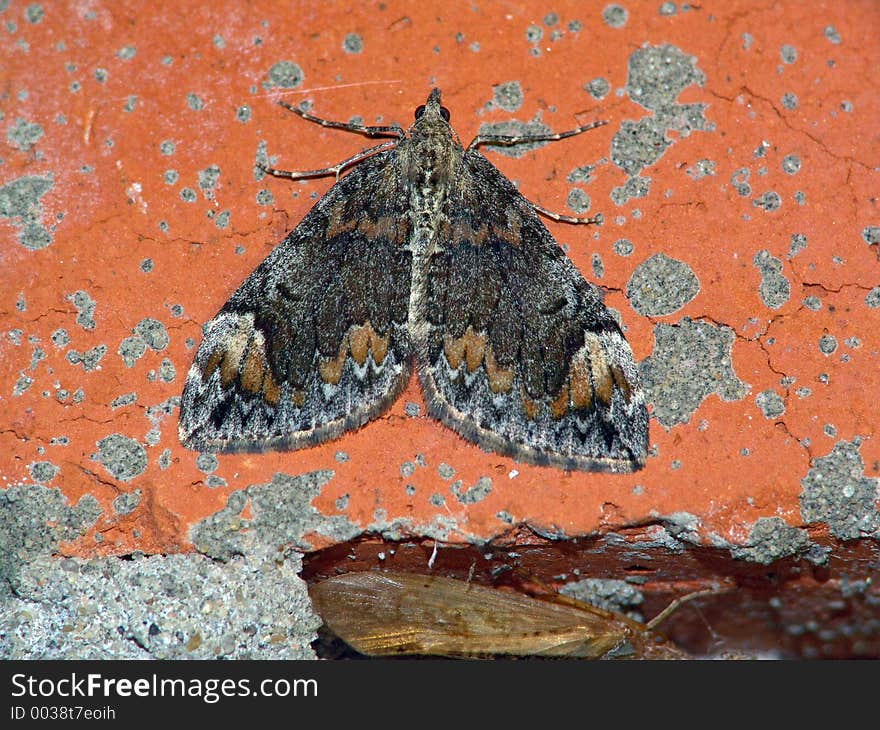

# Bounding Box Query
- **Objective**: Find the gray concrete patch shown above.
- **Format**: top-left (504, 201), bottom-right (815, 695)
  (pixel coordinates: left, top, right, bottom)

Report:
top-left (191, 471), bottom-right (359, 559)
top-left (0, 484), bottom-right (100, 596)
top-left (27, 461), bottom-right (59, 483)
top-left (118, 334), bottom-right (147, 367)
top-left (6, 116), bottom-right (43, 151)
top-left (640, 318), bottom-right (748, 428)
top-left (611, 44), bottom-right (710, 206)
top-left (626, 44), bottom-right (705, 111)
top-left (491, 81), bottom-right (523, 112)
top-left (610, 118), bottom-right (670, 178)
top-left (0, 175), bottom-right (54, 250)
top-left (0, 550), bottom-right (318, 659)
top-left (450, 476), bottom-right (492, 505)
top-left (112, 490), bottom-right (141, 515)
top-left (67, 290), bottom-right (97, 330)
top-left (611, 174), bottom-right (651, 205)
top-left (800, 440), bottom-right (880, 540)
top-left (626, 252), bottom-right (699, 316)
top-left (560, 577), bottom-right (643, 618)
top-left (264, 61), bottom-right (304, 90)
top-left (134, 318), bottom-right (169, 351)
top-left (753, 250), bottom-right (791, 309)
top-left (65, 344), bottom-right (106, 371)
top-left (728, 517), bottom-right (828, 565)
top-left (92, 434), bottom-right (147, 482)
top-left (755, 389), bottom-right (786, 419)
top-left (342, 33), bottom-right (363, 54)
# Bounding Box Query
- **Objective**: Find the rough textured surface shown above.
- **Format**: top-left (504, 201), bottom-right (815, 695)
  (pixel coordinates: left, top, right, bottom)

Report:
top-left (626, 253), bottom-right (700, 316)
top-left (640, 318), bottom-right (748, 427)
top-left (0, 484), bottom-right (318, 659)
top-left (0, 485), bottom-right (99, 596)
top-left (800, 440), bottom-right (880, 541)
top-left (191, 470), bottom-right (360, 559)
top-left (1, 550), bottom-right (319, 659)
top-left (1, 0), bottom-right (878, 658)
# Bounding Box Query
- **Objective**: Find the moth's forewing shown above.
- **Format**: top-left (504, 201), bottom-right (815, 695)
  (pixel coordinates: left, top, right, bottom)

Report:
top-left (178, 147), bottom-right (413, 453)
top-left (417, 144), bottom-right (648, 473)
top-left (309, 572), bottom-right (634, 658)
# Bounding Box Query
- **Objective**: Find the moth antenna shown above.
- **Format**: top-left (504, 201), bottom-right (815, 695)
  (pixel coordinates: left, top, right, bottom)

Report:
top-left (645, 586), bottom-right (726, 632)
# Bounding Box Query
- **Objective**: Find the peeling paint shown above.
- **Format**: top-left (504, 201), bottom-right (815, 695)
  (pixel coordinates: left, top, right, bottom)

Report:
top-left (190, 471), bottom-right (356, 558)
top-left (728, 517), bottom-right (828, 565)
top-left (800, 440), bottom-right (880, 540)
top-left (640, 318), bottom-right (748, 428)
top-left (0, 175), bottom-right (53, 249)
top-left (627, 253), bottom-right (699, 316)
top-left (0, 484), bottom-right (100, 595)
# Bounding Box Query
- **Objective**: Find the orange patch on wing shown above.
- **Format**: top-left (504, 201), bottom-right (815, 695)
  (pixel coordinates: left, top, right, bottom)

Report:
top-left (549, 383), bottom-right (570, 419)
top-left (370, 328), bottom-right (390, 363)
top-left (239, 341), bottom-right (265, 395)
top-left (463, 331), bottom-right (486, 373)
top-left (348, 321), bottom-right (392, 366)
top-left (569, 355), bottom-right (594, 411)
top-left (585, 335), bottom-right (613, 406)
top-left (219, 353), bottom-right (239, 388)
top-left (450, 218), bottom-right (489, 246)
top-left (214, 321), bottom-right (251, 388)
top-left (329, 211), bottom-right (405, 246)
top-left (521, 394), bottom-right (541, 421)
top-left (610, 364), bottom-right (632, 404)
top-left (362, 216), bottom-right (404, 246)
top-left (202, 348), bottom-right (224, 381)
top-left (326, 205), bottom-right (358, 238)
top-left (319, 334), bottom-right (349, 385)
top-left (444, 326), bottom-right (487, 373)
top-left (348, 325), bottom-right (370, 366)
top-left (484, 345), bottom-right (514, 394)
top-left (319, 322), bottom-right (391, 385)
top-left (491, 209), bottom-right (522, 247)
top-left (262, 372), bottom-right (281, 406)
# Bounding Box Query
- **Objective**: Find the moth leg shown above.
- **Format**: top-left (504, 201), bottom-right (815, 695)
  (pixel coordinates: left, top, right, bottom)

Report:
top-left (277, 100), bottom-right (404, 139)
top-left (530, 202), bottom-right (603, 226)
top-left (466, 119), bottom-right (607, 151)
top-left (258, 139), bottom-right (398, 181)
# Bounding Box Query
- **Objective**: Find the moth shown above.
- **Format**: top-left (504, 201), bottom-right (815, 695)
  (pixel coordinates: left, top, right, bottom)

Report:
top-left (309, 571), bottom-right (719, 659)
top-left (179, 88), bottom-right (648, 472)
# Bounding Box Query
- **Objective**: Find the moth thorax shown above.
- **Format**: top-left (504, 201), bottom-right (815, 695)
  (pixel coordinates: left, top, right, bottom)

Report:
top-left (401, 145), bottom-right (450, 249)
top-left (408, 169), bottom-right (449, 245)
top-left (404, 123), bottom-right (458, 182)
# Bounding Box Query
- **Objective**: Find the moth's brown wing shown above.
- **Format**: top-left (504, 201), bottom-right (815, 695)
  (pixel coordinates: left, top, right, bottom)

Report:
top-left (309, 572), bottom-right (630, 658)
top-left (179, 150), bottom-right (412, 452)
top-left (416, 149), bottom-right (647, 472)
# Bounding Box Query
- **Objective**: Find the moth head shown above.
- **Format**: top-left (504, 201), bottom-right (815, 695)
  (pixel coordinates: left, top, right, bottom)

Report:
top-left (415, 88), bottom-right (451, 124)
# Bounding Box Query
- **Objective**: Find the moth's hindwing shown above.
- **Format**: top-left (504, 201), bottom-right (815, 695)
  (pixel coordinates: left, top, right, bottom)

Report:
top-left (179, 150), bottom-right (413, 452)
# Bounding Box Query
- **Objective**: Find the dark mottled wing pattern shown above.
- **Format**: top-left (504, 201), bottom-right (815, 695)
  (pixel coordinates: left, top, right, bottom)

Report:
top-left (417, 148), bottom-right (648, 472)
top-left (178, 150), bottom-right (412, 452)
